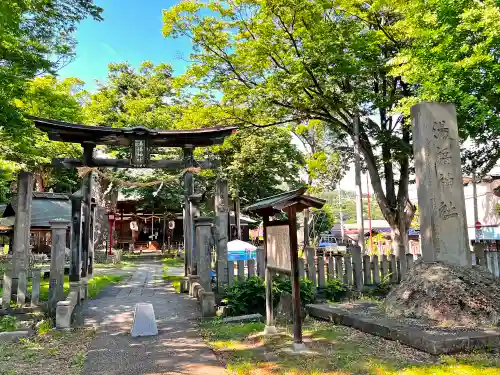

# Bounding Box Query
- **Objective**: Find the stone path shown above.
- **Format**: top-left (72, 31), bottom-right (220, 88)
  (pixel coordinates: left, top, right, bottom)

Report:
top-left (81, 262), bottom-right (226, 375)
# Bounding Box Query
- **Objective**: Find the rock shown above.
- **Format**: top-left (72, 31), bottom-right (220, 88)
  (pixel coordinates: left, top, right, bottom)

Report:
top-left (383, 261), bottom-right (500, 327)
top-left (0, 331), bottom-right (31, 342)
top-left (222, 314), bottom-right (263, 324)
top-left (276, 291), bottom-right (293, 322)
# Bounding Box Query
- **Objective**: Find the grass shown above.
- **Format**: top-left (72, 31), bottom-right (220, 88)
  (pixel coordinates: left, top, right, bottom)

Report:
top-left (37, 274), bottom-right (125, 301)
top-left (161, 256), bottom-right (184, 267)
top-left (162, 265), bottom-right (182, 292)
top-left (0, 328), bottom-right (95, 375)
top-left (0, 274), bottom-right (126, 303)
top-left (93, 260), bottom-right (136, 269)
top-left (199, 319), bottom-right (500, 375)
top-left (87, 275), bottom-right (125, 298)
top-left (0, 316), bottom-right (19, 333)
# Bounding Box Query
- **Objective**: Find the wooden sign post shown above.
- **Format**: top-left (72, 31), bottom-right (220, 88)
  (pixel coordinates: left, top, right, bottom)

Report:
top-left (245, 188), bottom-right (325, 352)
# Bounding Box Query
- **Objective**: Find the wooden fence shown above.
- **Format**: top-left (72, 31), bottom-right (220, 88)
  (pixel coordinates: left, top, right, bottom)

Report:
top-left (227, 243), bottom-right (423, 290)
top-left (1, 269), bottom-right (43, 310)
top-left (228, 243), bottom-right (500, 291)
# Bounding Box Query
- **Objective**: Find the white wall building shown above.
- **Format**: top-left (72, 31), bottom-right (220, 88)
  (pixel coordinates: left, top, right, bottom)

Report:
top-left (463, 167), bottom-right (500, 243)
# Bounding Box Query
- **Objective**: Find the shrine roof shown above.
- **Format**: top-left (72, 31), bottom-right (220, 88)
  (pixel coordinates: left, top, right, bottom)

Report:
top-left (244, 187), bottom-right (326, 216)
top-left (30, 116), bottom-right (238, 147)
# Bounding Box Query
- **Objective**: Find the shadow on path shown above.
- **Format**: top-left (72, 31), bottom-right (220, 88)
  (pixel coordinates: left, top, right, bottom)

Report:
top-left (80, 261), bottom-right (226, 375)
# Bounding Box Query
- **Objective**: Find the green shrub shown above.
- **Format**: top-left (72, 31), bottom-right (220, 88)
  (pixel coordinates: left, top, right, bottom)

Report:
top-left (0, 315), bottom-right (18, 332)
top-left (272, 276), bottom-right (316, 306)
top-left (364, 274), bottom-right (392, 299)
top-left (222, 276), bottom-right (265, 316)
top-left (324, 278), bottom-right (348, 302)
top-left (222, 276), bottom-right (316, 316)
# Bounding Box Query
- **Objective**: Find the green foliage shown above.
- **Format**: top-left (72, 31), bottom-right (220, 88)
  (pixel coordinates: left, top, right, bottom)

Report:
top-left (389, 0), bottom-right (500, 174)
top-left (319, 190), bottom-right (385, 225)
top-left (272, 277), bottom-right (316, 307)
top-left (0, 0), bottom-right (102, 132)
top-left (324, 279), bottom-right (348, 302)
top-left (363, 274), bottom-right (393, 300)
top-left (222, 276), bottom-right (266, 316)
top-left (0, 316), bottom-right (18, 332)
top-left (311, 204), bottom-right (335, 241)
top-left (0, 75), bottom-right (86, 195)
top-left (222, 276), bottom-right (316, 316)
top-left (212, 127), bottom-right (305, 202)
top-left (37, 319), bottom-right (52, 335)
top-left (84, 61), bottom-right (175, 129)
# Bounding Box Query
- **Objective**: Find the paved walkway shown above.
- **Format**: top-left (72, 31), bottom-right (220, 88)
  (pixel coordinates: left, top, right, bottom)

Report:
top-left (81, 262), bottom-right (226, 375)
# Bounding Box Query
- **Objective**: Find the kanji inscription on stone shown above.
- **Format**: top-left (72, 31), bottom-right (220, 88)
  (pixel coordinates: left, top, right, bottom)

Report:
top-left (412, 102), bottom-right (471, 267)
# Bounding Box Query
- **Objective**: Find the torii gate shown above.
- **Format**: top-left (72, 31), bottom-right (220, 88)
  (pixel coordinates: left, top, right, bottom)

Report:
top-left (32, 116), bottom-right (236, 292)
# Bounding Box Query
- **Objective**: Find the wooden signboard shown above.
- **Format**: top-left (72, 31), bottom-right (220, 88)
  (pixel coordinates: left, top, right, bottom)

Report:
top-left (266, 224), bottom-right (291, 272)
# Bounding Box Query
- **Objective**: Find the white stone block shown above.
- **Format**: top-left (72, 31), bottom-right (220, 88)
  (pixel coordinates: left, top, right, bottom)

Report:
top-left (131, 303), bottom-right (158, 337)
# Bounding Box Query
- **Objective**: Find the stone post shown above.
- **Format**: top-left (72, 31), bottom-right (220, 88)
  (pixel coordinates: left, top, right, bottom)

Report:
top-left (1, 274), bottom-right (11, 309)
top-left (189, 195), bottom-right (202, 274)
top-left (88, 202), bottom-right (96, 277)
top-left (49, 220), bottom-right (69, 314)
top-left (215, 179), bottom-right (229, 292)
top-left (412, 102), bottom-right (471, 267)
top-left (183, 146), bottom-right (195, 276)
top-left (31, 269), bottom-right (41, 307)
top-left (81, 145), bottom-right (94, 278)
top-left (195, 217), bottom-right (213, 292)
top-left (11, 171), bottom-right (34, 295)
top-left (69, 195), bottom-right (82, 283)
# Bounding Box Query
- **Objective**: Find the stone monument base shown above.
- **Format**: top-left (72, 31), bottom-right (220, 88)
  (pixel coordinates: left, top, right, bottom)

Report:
top-left (384, 261), bottom-right (500, 327)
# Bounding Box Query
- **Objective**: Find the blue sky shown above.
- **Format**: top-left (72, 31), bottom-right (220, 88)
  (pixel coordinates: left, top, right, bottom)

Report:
top-left (59, 0), bottom-right (191, 92)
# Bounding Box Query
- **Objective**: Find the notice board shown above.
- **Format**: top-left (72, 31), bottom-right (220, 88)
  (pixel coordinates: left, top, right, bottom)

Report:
top-left (266, 224), bottom-right (291, 272)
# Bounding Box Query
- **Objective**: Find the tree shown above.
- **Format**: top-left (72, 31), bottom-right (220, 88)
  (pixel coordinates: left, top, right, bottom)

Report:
top-left (84, 62), bottom-right (176, 129)
top-left (163, 0), bottom-right (417, 257)
top-left (3, 76), bottom-right (86, 191)
top-left (84, 62), bottom-right (305, 210)
top-left (209, 127), bottom-right (304, 204)
top-left (0, 0), bottom-right (102, 132)
top-left (389, 0), bottom-right (500, 176)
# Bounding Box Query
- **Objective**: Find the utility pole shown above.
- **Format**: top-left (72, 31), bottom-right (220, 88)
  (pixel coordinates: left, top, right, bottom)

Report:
top-left (354, 115), bottom-right (365, 252)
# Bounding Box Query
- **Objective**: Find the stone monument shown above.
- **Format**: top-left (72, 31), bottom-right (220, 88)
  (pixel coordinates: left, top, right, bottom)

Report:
top-left (412, 102), bottom-right (471, 267)
top-left (383, 102), bottom-right (500, 327)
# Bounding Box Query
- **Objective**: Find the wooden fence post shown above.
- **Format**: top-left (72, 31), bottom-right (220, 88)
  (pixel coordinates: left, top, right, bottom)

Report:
top-left (372, 255), bottom-right (380, 284)
top-left (298, 258), bottom-right (305, 278)
top-left (344, 254), bottom-right (353, 286)
top-left (327, 256), bottom-right (334, 279)
top-left (237, 260), bottom-right (245, 281)
top-left (306, 247), bottom-right (316, 289)
top-left (390, 254), bottom-right (398, 283)
top-left (334, 255), bottom-right (343, 281)
top-left (248, 258), bottom-right (256, 277)
top-left (363, 255), bottom-right (371, 285)
top-left (351, 244), bottom-right (363, 291)
top-left (317, 256), bottom-right (326, 288)
top-left (381, 254), bottom-right (389, 280)
top-left (228, 260), bottom-right (235, 286)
